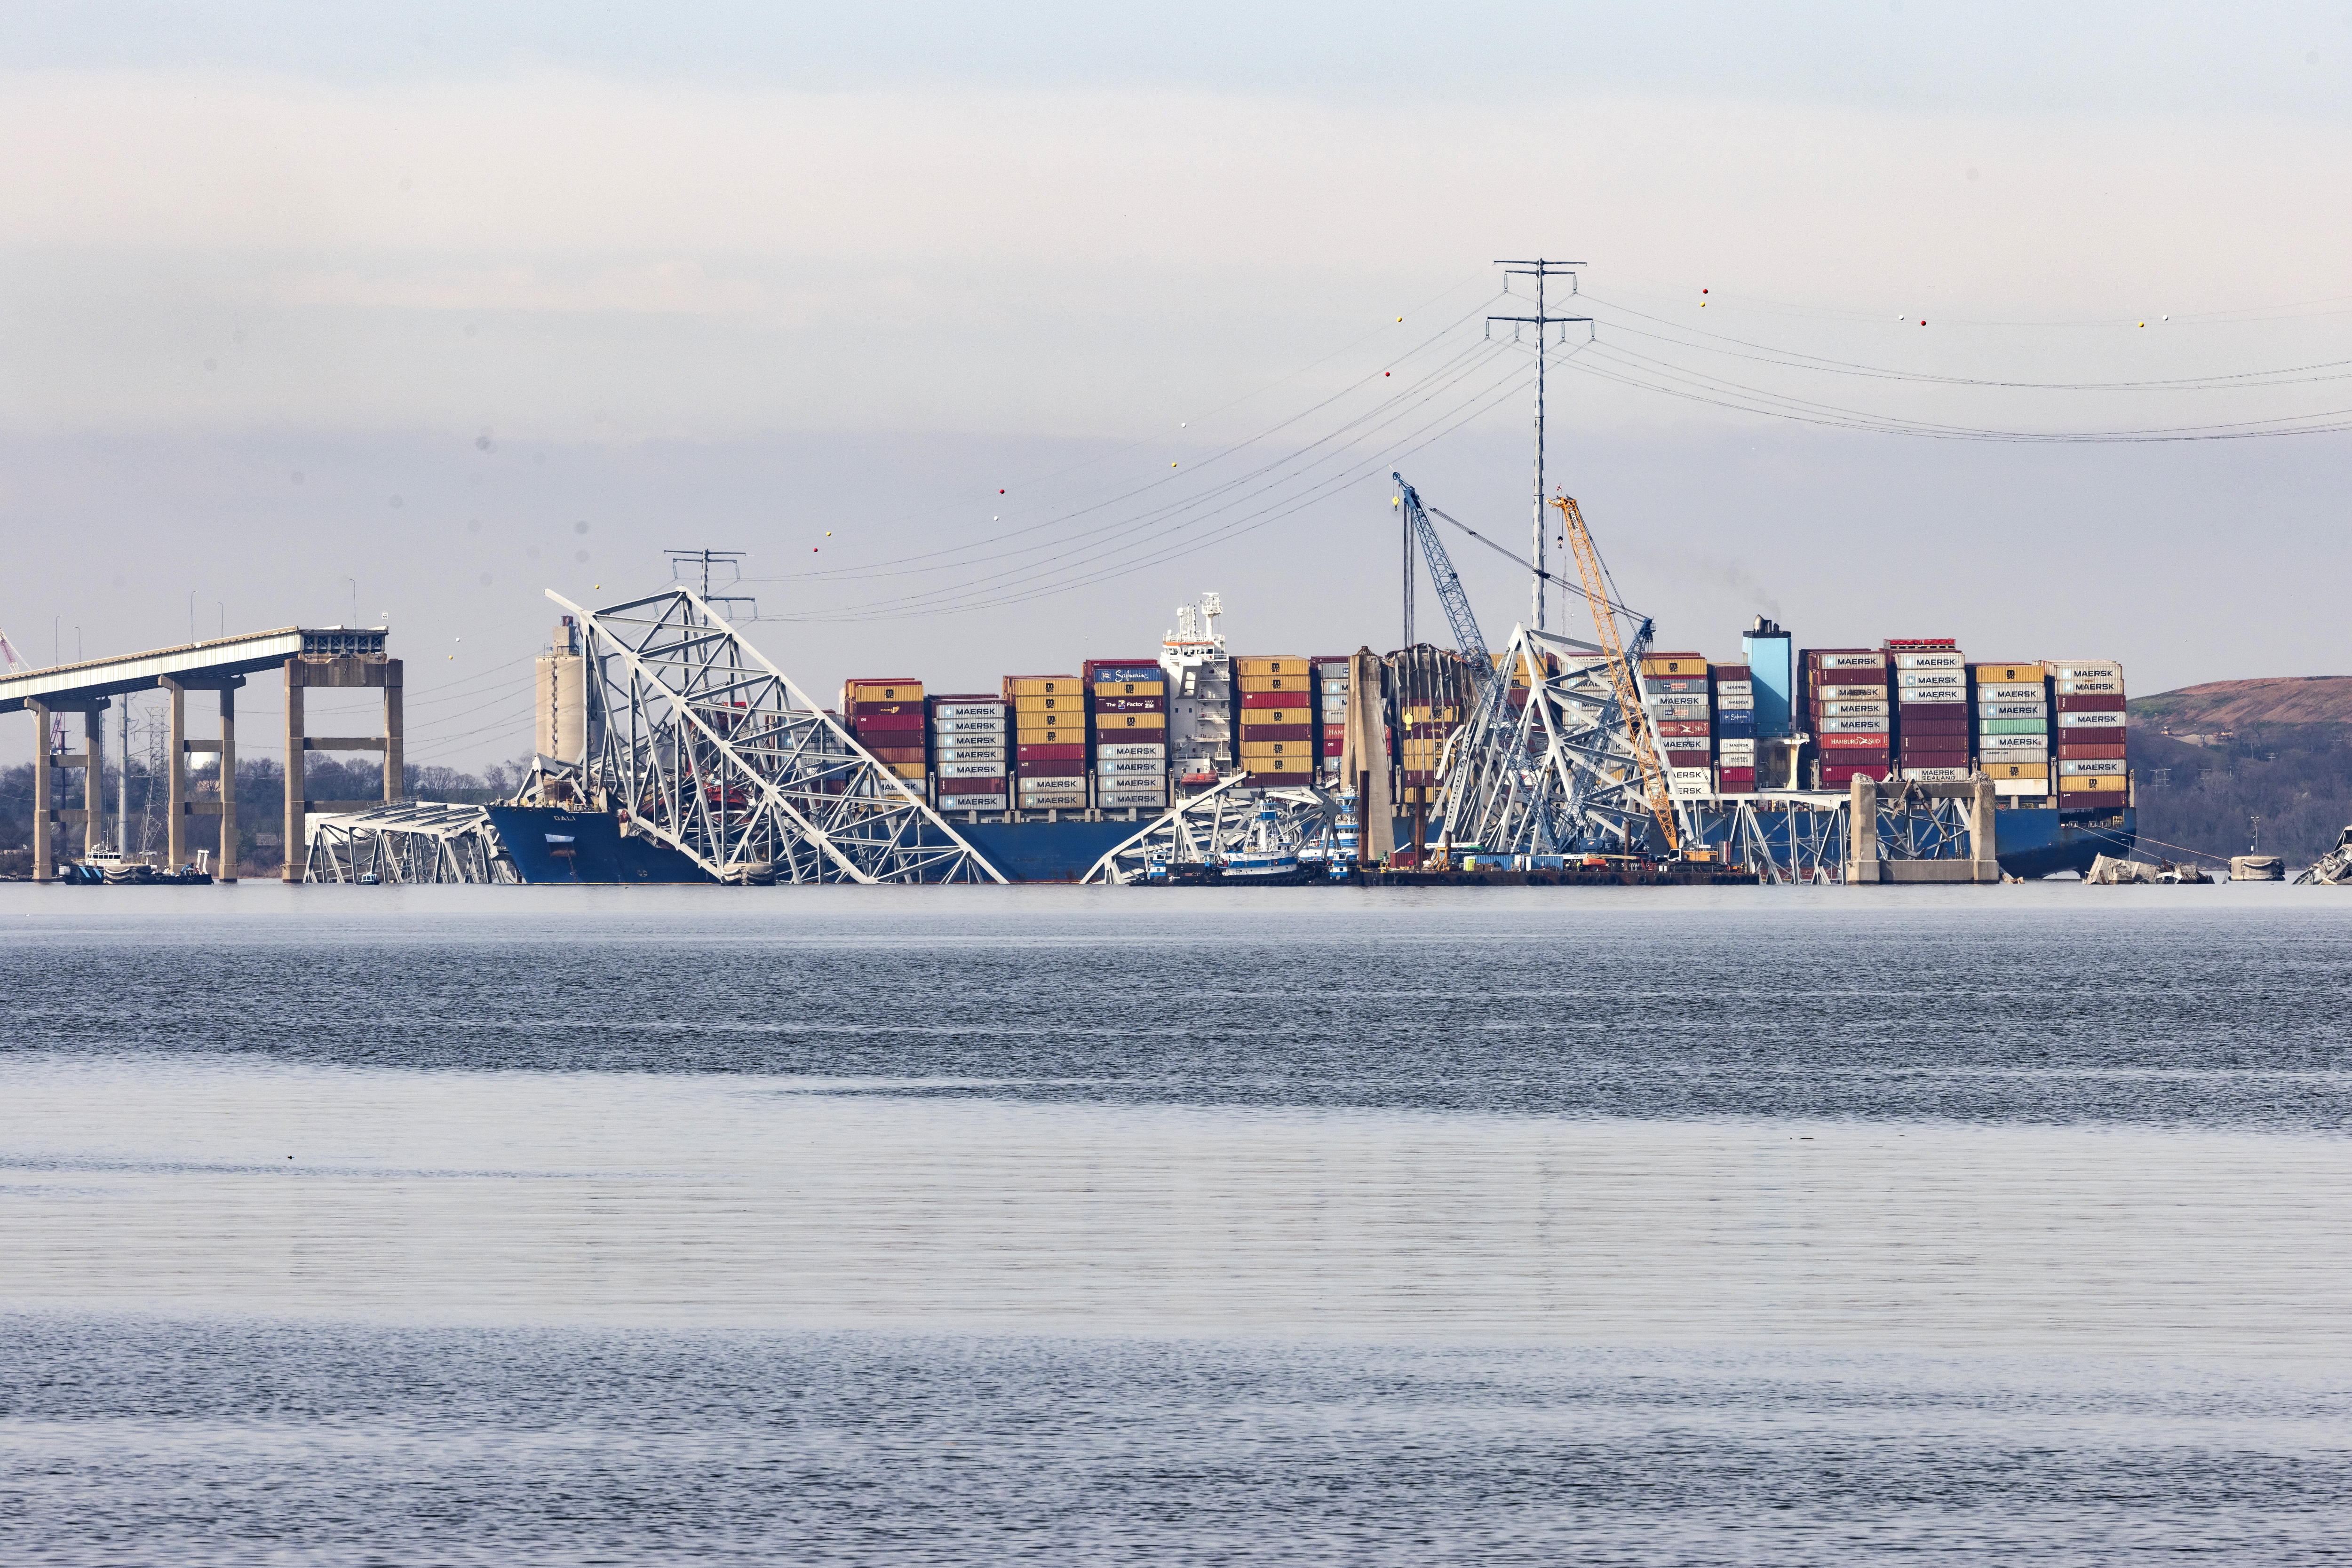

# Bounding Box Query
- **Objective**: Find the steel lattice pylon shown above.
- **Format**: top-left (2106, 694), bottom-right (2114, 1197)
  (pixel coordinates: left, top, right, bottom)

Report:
top-left (1430, 623), bottom-right (1681, 859)
top-left (550, 587), bottom-right (1005, 885)
top-left (304, 802), bottom-right (516, 884)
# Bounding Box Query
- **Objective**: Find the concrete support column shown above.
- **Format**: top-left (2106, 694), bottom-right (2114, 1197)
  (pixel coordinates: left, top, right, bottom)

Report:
top-left (30, 701), bottom-right (51, 882)
top-left (219, 689), bottom-right (238, 882)
top-left (84, 707), bottom-right (105, 858)
top-left (1970, 777), bottom-right (2000, 883)
top-left (1846, 773), bottom-right (1879, 883)
top-left (164, 678), bottom-right (187, 869)
top-left (383, 659), bottom-right (404, 803)
top-left (283, 662), bottom-right (305, 881)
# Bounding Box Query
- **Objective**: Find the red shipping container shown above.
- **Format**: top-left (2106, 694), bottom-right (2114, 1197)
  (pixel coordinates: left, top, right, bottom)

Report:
top-left (1017, 743), bottom-right (1086, 761)
top-left (1240, 724), bottom-right (1314, 741)
top-left (1654, 720), bottom-right (1710, 737)
top-left (1895, 702), bottom-right (1968, 718)
top-left (852, 710), bottom-right (925, 731)
top-left (1016, 759), bottom-right (1087, 778)
top-left (1820, 733), bottom-right (1894, 750)
top-left (1900, 718), bottom-right (1970, 736)
top-left (1712, 665), bottom-right (1753, 681)
top-left (866, 746), bottom-right (925, 765)
top-left (2057, 694), bottom-right (2127, 712)
top-left (1323, 724), bottom-right (1346, 738)
top-left (850, 701), bottom-right (923, 719)
top-left (1240, 690), bottom-right (1311, 708)
top-left (1663, 749), bottom-right (1711, 767)
top-left (1820, 764), bottom-right (1892, 783)
top-left (1716, 767), bottom-right (1757, 782)
top-left (939, 775), bottom-right (1007, 794)
top-left (1095, 696), bottom-right (1164, 713)
top-left (1322, 739), bottom-right (1346, 755)
top-left (2058, 743), bottom-right (2128, 760)
top-left (2058, 792), bottom-right (2123, 809)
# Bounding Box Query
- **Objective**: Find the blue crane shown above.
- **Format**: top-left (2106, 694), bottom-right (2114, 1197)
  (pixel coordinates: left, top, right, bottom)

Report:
top-left (1393, 474), bottom-right (1490, 670)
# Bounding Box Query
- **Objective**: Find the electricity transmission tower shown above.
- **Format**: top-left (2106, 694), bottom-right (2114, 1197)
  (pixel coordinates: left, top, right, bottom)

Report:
top-left (667, 548), bottom-right (758, 619)
top-left (1489, 259), bottom-right (1592, 634)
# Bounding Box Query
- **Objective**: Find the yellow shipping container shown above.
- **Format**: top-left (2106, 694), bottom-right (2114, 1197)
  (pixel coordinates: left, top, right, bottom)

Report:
top-left (1014, 725), bottom-right (1083, 744)
top-left (888, 763), bottom-right (926, 781)
top-left (847, 681), bottom-right (924, 703)
top-left (1239, 739), bottom-right (1306, 757)
top-left (1971, 664), bottom-right (2042, 684)
top-left (1233, 657), bottom-right (1309, 677)
top-left (1239, 707), bottom-right (1311, 726)
top-left (1093, 680), bottom-right (1165, 698)
top-left (1241, 755), bottom-right (1314, 774)
top-left (1095, 712), bottom-right (1166, 730)
top-left (1982, 760), bottom-right (2049, 779)
top-left (1402, 706), bottom-right (1458, 723)
top-left (1004, 676), bottom-right (1081, 697)
top-left (1012, 693), bottom-right (1086, 713)
top-left (1639, 655), bottom-right (1707, 678)
top-left (1237, 673), bottom-right (1312, 693)
top-left (2061, 773), bottom-right (2129, 793)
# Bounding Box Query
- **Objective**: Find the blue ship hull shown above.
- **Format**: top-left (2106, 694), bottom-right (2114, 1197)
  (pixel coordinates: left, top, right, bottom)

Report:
top-left (487, 802), bottom-right (2134, 884)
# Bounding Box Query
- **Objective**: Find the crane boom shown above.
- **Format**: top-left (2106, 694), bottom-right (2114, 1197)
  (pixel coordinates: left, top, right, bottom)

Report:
top-left (1394, 475), bottom-right (1489, 668)
top-left (1551, 494), bottom-right (1679, 855)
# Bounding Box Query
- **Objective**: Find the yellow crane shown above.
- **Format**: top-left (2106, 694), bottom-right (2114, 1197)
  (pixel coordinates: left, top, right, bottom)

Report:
top-left (1549, 494), bottom-right (1680, 857)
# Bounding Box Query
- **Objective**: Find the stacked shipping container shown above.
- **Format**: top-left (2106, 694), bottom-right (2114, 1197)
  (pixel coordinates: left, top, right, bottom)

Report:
top-left (1804, 648), bottom-right (1892, 785)
top-left (1314, 657), bottom-right (1351, 784)
top-left (1971, 661), bottom-right (2051, 801)
top-left (1712, 663), bottom-right (1756, 793)
top-left (2052, 661), bottom-right (2129, 809)
top-left (842, 678), bottom-right (928, 784)
top-left (930, 693), bottom-right (1010, 811)
top-left (1086, 659), bottom-right (1169, 810)
top-left (1640, 650), bottom-right (1712, 797)
top-left (1235, 656), bottom-right (1317, 784)
top-left (1889, 640), bottom-right (1970, 780)
top-left (1005, 674), bottom-right (1089, 812)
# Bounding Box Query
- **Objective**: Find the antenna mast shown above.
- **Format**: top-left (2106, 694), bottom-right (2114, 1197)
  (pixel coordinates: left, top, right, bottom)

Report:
top-left (1490, 259), bottom-right (1591, 634)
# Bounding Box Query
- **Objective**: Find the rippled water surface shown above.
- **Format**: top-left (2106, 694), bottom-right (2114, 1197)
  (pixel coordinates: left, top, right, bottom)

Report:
top-left (3, 882), bottom-right (2349, 1564)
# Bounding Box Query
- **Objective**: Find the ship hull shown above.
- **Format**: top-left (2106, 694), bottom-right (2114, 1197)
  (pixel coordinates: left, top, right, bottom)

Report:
top-left (487, 806), bottom-right (713, 884)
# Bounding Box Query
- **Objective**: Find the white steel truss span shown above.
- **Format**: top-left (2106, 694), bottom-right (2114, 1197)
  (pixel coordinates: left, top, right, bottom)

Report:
top-left (303, 801), bottom-right (514, 884)
top-left (1431, 623), bottom-right (1683, 860)
top-left (1081, 773), bottom-right (1340, 884)
top-left (549, 587), bottom-right (1005, 885)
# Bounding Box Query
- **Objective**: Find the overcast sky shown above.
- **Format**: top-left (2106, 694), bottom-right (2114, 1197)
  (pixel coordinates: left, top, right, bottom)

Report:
top-left (5, 3), bottom-right (2349, 767)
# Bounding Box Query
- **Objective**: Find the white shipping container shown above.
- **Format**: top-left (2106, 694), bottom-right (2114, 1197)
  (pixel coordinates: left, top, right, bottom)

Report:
top-left (1100, 789), bottom-right (1168, 808)
top-left (2058, 711), bottom-right (2127, 729)
top-left (933, 718), bottom-right (1007, 735)
top-left (1320, 678), bottom-right (1350, 693)
top-left (1822, 716), bottom-right (1892, 733)
top-left (1820, 700), bottom-right (1890, 716)
top-left (2059, 759), bottom-right (2128, 776)
top-left (938, 760), bottom-right (1008, 778)
top-left (1816, 684), bottom-right (1887, 700)
top-left (2058, 677), bottom-right (2125, 695)
top-left (1901, 767), bottom-right (1971, 782)
top-left (1016, 791), bottom-right (1087, 808)
top-left (1713, 681), bottom-right (1754, 698)
top-left (1992, 778), bottom-right (2049, 796)
top-left (1716, 694), bottom-right (1756, 711)
top-left (1667, 767), bottom-right (1714, 795)
top-left (2050, 661), bottom-right (2123, 681)
top-left (1898, 672), bottom-right (1965, 689)
top-left (1978, 703), bottom-right (2048, 718)
top-left (938, 793), bottom-right (1009, 810)
top-left (1716, 738), bottom-right (1757, 757)
top-left (1981, 734), bottom-right (2052, 753)
top-left (934, 748), bottom-right (1007, 764)
top-left (1096, 742), bottom-right (1167, 759)
top-left (1819, 653), bottom-right (1886, 669)
top-left (932, 703), bottom-right (1008, 721)
top-left (1097, 757), bottom-right (1166, 775)
top-left (1894, 653), bottom-right (1966, 670)
top-left (1979, 683), bottom-right (2045, 702)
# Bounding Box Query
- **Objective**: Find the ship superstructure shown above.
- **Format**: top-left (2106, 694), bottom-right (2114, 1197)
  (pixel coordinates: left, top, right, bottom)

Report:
top-left (1160, 593), bottom-right (1234, 793)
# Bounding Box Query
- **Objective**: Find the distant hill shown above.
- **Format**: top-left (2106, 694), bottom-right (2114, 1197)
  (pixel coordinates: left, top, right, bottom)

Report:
top-left (2131, 677), bottom-right (2352, 730)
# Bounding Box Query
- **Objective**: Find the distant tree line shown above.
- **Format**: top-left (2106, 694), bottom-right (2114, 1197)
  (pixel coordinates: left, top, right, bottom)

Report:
top-left (2128, 724), bottom-right (2352, 871)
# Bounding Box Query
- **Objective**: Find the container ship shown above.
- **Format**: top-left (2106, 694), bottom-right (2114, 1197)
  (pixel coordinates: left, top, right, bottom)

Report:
top-left (488, 600), bottom-right (2133, 884)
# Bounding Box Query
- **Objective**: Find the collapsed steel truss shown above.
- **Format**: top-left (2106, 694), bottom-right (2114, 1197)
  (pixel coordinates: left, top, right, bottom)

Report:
top-left (1081, 773), bottom-right (1341, 884)
top-left (549, 587), bottom-right (1005, 885)
top-left (303, 802), bottom-right (515, 884)
top-left (1430, 623), bottom-right (1677, 859)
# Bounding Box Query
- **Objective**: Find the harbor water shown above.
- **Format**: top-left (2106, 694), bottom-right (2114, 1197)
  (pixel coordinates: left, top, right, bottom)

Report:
top-left (3, 884), bottom-right (2349, 1564)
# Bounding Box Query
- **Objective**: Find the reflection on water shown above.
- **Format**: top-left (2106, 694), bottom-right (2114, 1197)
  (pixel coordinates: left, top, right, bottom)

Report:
top-left (5, 1056), bottom-right (2348, 1360)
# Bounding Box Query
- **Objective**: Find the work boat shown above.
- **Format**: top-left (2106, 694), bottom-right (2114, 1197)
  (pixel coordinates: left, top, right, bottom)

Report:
top-left (1217, 797), bottom-right (1307, 883)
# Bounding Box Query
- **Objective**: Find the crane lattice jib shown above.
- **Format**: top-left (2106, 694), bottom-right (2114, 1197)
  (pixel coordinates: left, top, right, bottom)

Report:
top-left (1395, 476), bottom-right (1491, 669)
top-left (1551, 495), bottom-right (1678, 855)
